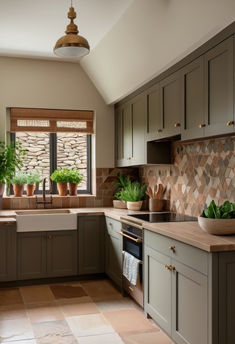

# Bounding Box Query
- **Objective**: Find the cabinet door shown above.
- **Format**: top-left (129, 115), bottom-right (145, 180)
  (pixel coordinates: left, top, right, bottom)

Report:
top-left (144, 246), bottom-right (172, 335)
top-left (17, 232), bottom-right (47, 280)
top-left (115, 107), bottom-right (124, 167)
top-left (181, 57), bottom-right (205, 140)
top-left (105, 228), bottom-right (123, 288)
top-left (78, 216), bottom-right (105, 275)
top-left (204, 37), bottom-right (234, 136)
top-left (131, 94), bottom-right (147, 165)
top-left (0, 225), bottom-right (17, 282)
top-left (160, 71), bottom-right (183, 138)
top-left (146, 83), bottom-right (162, 141)
top-left (47, 230), bottom-right (77, 277)
top-left (171, 260), bottom-right (208, 344)
top-left (123, 103), bottom-right (132, 164)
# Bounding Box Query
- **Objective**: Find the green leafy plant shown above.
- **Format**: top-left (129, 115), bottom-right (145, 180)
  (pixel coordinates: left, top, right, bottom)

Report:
top-left (114, 174), bottom-right (130, 200)
top-left (50, 169), bottom-right (70, 183)
top-left (11, 172), bottom-right (27, 185)
top-left (67, 169), bottom-right (83, 184)
top-left (0, 141), bottom-right (26, 184)
top-left (202, 200), bottom-right (235, 219)
top-left (120, 180), bottom-right (147, 202)
top-left (26, 170), bottom-right (42, 185)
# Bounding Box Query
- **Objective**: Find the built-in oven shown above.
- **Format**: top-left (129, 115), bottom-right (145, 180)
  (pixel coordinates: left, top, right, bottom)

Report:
top-left (120, 218), bottom-right (143, 307)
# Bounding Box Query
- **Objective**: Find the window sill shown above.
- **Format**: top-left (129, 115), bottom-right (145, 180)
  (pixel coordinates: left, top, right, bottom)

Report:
top-left (3, 194), bottom-right (96, 199)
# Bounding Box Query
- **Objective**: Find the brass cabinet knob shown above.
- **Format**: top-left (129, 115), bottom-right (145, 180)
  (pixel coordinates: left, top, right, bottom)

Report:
top-left (109, 222), bottom-right (113, 226)
top-left (227, 121), bottom-right (234, 126)
top-left (174, 123), bottom-right (181, 128)
top-left (198, 124), bottom-right (206, 128)
top-left (157, 129), bottom-right (162, 133)
top-left (165, 264), bottom-right (175, 271)
top-left (128, 286), bottom-right (134, 292)
top-left (169, 245), bottom-right (176, 253)
top-left (48, 235), bottom-right (52, 239)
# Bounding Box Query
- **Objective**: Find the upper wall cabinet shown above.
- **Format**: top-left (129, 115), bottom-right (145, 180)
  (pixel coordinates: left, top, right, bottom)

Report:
top-left (204, 36), bottom-right (234, 136)
top-left (146, 84), bottom-right (162, 142)
top-left (181, 57), bottom-right (205, 140)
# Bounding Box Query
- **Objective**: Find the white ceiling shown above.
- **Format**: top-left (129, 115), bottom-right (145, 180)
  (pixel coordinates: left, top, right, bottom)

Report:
top-left (0, 0), bottom-right (133, 61)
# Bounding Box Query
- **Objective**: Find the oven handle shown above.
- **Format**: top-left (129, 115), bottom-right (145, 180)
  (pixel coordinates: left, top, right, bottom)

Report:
top-left (120, 230), bottom-right (142, 243)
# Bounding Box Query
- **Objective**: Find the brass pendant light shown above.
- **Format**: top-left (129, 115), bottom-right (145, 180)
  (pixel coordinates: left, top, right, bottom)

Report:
top-left (54, 1), bottom-right (90, 58)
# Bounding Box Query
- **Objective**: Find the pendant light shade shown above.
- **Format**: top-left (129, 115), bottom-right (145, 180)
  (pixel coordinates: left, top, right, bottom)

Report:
top-left (54, 5), bottom-right (90, 58)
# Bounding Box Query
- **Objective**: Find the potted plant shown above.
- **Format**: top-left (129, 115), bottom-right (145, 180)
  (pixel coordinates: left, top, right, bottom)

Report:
top-left (26, 170), bottom-right (42, 196)
top-left (50, 168), bottom-right (70, 196)
top-left (0, 141), bottom-right (26, 197)
top-left (198, 200), bottom-right (235, 235)
top-left (67, 169), bottom-right (83, 196)
top-left (11, 172), bottom-right (27, 197)
top-left (113, 174), bottom-right (130, 209)
top-left (120, 180), bottom-right (147, 211)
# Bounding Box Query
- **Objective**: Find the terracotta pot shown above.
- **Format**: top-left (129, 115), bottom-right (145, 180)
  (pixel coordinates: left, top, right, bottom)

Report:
top-left (149, 199), bottom-right (166, 212)
top-left (69, 183), bottom-right (77, 196)
top-left (113, 200), bottom-right (127, 209)
top-left (0, 184), bottom-right (5, 197)
top-left (198, 216), bottom-right (235, 235)
top-left (13, 184), bottom-right (24, 197)
top-left (57, 182), bottom-right (67, 196)
top-left (26, 184), bottom-right (35, 197)
top-left (127, 201), bottom-right (143, 211)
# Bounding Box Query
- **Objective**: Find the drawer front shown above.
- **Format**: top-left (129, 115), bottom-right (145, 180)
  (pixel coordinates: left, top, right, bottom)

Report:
top-left (105, 217), bottom-right (122, 235)
top-left (144, 230), bottom-right (208, 275)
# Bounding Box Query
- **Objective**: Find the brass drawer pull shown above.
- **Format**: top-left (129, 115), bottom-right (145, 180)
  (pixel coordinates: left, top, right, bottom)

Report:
top-left (227, 121), bottom-right (234, 126)
top-left (169, 245), bottom-right (176, 253)
top-left (165, 264), bottom-right (175, 271)
top-left (157, 129), bottom-right (162, 133)
top-left (174, 123), bottom-right (181, 128)
top-left (120, 230), bottom-right (142, 243)
top-left (128, 286), bottom-right (134, 292)
top-left (198, 124), bottom-right (206, 128)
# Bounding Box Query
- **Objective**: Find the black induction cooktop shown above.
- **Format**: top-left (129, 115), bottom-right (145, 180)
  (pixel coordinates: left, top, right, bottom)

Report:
top-left (129, 212), bottom-right (197, 223)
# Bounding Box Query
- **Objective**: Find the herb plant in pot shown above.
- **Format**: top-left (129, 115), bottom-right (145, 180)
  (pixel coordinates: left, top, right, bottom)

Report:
top-left (26, 170), bottom-right (42, 196)
top-left (113, 174), bottom-right (130, 209)
top-left (67, 169), bottom-right (83, 196)
top-left (11, 172), bottom-right (27, 197)
top-left (50, 169), bottom-right (70, 196)
top-left (120, 180), bottom-right (146, 211)
top-left (198, 200), bottom-right (235, 235)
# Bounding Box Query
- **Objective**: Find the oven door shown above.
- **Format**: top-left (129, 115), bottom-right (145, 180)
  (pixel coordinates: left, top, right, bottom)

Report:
top-left (121, 230), bottom-right (142, 261)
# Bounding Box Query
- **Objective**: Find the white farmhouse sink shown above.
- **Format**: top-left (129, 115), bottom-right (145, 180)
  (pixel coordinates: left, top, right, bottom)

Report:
top-left (16, 209), bottom-right (77, 232)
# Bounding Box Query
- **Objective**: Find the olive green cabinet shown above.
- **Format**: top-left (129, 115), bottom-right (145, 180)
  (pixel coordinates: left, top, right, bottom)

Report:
top-left (204, 36), bottom-right (234, 137)
top-left (78, 216), bottom-right (105, 275)
top-left (146, 84), bottom-right (162, 141)
top-left (123, 102), bottom-right (132, 164)
top-left (116, 107), bottom-right (124, 166)
top-left (181, 57), bottom-right (205, 140)
top-left (18, 230), bottom-right (77, 280)
top-left (105, 217), bottom-right (123, 288)
top-left (0, 224), bottom-right (17, 282)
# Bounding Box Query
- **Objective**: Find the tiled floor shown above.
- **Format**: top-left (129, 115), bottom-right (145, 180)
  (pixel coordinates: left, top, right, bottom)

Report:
top-left (0, 279), bottom-right (174, 344)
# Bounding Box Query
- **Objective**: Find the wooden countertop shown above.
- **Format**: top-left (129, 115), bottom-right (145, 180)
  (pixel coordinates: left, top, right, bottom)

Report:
top-left (1, 208), bottom-right (235, 252)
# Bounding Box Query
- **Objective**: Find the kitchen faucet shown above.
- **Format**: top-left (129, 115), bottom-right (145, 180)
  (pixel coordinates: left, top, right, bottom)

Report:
top-left (35, 177), bottom-right (53, 208)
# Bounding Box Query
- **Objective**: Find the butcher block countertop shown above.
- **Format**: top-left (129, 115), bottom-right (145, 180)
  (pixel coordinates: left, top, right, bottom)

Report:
top-left (1, 207), bottom-right (235, 252)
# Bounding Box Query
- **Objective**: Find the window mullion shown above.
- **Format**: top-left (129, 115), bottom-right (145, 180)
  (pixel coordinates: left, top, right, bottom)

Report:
top-left (50, 133), bottom-right (57, 194)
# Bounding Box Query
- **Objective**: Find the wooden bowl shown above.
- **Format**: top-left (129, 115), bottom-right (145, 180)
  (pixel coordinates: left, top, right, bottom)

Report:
top-left (198, 216), bottom-right (235, 235)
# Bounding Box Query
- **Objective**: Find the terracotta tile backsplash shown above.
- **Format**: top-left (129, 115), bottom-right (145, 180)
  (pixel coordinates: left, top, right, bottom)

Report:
top-left (140, 136), bottom-right (235, 217)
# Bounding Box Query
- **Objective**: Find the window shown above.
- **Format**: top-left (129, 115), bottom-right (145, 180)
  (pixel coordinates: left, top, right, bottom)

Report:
top-left (10, 107), bottom-right (93, 194)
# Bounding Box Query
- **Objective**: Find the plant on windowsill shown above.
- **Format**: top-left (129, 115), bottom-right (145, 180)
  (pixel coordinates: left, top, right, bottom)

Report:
top-left (11, 172), bottom-right (28, 197)
top-left (113, 174), bottom-right (130, 209)
top-left (67, 169), bottom-right (83, 196)
top-left (50, 168), bottom-right (70, 196)
top-left (0, 141), bottom-right (26, 197)
top-left (119, 180), bottom-right (147, 211)
top-left (26, 170), bottom-right (42, 197)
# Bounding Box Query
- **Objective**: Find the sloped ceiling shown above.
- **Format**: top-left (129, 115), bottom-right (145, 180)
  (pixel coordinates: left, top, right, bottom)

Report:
top-left (81, 0), bottom-right (235, 104)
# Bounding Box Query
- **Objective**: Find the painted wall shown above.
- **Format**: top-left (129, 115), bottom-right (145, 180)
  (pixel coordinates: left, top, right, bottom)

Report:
top-left (0, 57), bottom-right (114, 168)
top-left (81, 0), bottom-right (235, 104)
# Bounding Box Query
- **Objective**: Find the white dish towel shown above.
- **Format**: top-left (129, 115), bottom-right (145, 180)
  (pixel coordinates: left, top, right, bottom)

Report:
top-left (123, 251), bottom-right (140, 286)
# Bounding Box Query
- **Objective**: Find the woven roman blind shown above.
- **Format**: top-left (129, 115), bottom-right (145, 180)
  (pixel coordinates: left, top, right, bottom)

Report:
top-left (10, 107), bottom-right (94, 134)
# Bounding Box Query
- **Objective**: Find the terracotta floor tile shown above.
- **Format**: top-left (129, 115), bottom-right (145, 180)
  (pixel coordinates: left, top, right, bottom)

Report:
top-left (58, 296), bottom-right (100, 317)
top-left (0, 288), bottom-right (23, 306)
top-left (36, 334), bottom-right (78, 344)
top-left (20, 285), bottom-right (55, 304)
top-left (77, 333), bottom-right (124, 344)
top-left (66, 313), bottom-right (115, 337)
top-left (95, 296), bottom-right (137, 312)
top-left (122, 330), bottom-right (174, 344)
top-left (80, 279), bottom-right (120, 300)
top-left (1, 340), bottom-right (37, 344)
top-left (0, 318), bottom-right (34, 342)
top-left (0, 304), bottom-right (27, 321)
top-left (32, 319), bottom-right (72, 339)
top-left (50, 285), bottom-right (87, 299)
top-left (26, 301), bottom-right (64, 323)
top-left (103, 309), bottom-right (154, 334)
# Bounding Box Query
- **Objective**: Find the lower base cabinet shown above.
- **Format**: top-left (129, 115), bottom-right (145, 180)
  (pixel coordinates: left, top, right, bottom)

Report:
top-left (0, 224), bottom-right (17, 282)
top-left (17, 230), bottom-right (77, 280)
